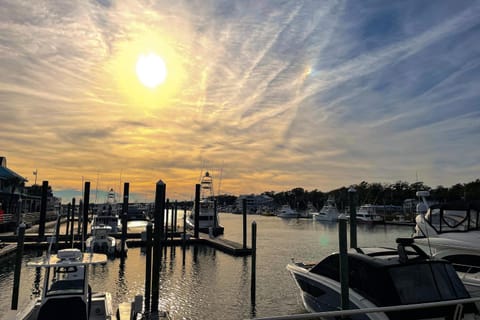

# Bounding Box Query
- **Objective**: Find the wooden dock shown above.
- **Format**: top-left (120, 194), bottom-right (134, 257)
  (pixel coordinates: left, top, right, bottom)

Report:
top-left (0, 231), bottom-right (252, 257)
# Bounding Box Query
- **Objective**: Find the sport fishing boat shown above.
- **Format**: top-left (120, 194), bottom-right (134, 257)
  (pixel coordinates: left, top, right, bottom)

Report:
top-left (413, 191), bottom-right (480, 301)
top-left (276, 205), bottom-right (299, 218)
top-left (312, 197), bottom-right (339, 222)
top-left (186, 171), bottom-right (224, 236)
top-left (16, 248), bottom-right (114, 320)
top-left (287, 238), bottom-right (478, 319)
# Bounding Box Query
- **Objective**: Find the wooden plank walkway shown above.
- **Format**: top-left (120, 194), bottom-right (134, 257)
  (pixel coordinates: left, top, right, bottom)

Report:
top-left (0, 232), bottom-right (252, 257)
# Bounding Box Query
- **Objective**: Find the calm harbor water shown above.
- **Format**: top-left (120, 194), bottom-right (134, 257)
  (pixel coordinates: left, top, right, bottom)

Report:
top-left (0, 213), bottom-right (415, 319)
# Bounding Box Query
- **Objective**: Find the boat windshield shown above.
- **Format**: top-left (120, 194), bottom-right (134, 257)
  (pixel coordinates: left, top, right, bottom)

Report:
top-left (46, 265), bottom-right (85, 296)
top-left (388, 262), bottom-right (469, 304)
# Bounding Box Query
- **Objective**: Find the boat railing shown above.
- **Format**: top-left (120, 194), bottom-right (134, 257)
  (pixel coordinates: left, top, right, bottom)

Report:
top-left (251, 296), bottom-right (480, 320)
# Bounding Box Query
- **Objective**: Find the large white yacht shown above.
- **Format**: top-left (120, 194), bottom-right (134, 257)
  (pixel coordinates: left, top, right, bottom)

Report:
top-left (312, 197), bottom-right (339, 222)
top-left (186, 171), bottom-right (224, 236)
top-left (276, 205), bottom-right (299, 218)
top-left (413, 191), bottom-right (480, 301)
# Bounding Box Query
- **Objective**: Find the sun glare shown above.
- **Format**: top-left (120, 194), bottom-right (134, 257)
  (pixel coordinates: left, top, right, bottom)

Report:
top-left (136, 53), bottom-right (167, 88)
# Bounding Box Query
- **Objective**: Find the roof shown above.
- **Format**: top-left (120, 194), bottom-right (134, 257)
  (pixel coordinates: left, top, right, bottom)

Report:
top-left (0, 166), bottom-right (26, 181)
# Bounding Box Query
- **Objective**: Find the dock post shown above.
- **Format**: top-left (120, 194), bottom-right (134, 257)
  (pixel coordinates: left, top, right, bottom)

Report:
top-left (121, 182), bottom-right (129, 256)
top-left (65, 203), bottom-right (71, 245)
top-left (152, 180), bottom-right (166, 313)
top-left (165, 198), bottom-right (170, 240)
top-left (71, 198), bottom-right (76, 245)
top-left (54, 212), bottom-right (61, 252)
top-left (243, 199), bottom-right (247, 249)
top-left (251, 221), bottom-right (257, 307)
top-left (144, 222), bottom-right (153, 314)
top-left (173, 201), bottom-right (178, 233)
top-left (11, 223), bottom-right (26, 310)
top-left (82, 182), bottom-right (90, 244)
top-left (183, 209), bottom-right (187, 244)
top-left (338, 214), bottom-right (349, 310)
top-left (38, 181), bottom-right (48, 240)
top-left (77, 200), bottom-right (82, 237)
top-left (213, 199), bottom-right (218, 232)
top-left (194, 184), bottom-right (200, 238)
top-left (348, 187), bottom-right (357, 248)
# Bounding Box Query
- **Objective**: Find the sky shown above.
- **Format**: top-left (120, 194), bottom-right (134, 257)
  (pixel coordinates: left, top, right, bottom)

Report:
top-left (1, 0), bottom-right (479, 203)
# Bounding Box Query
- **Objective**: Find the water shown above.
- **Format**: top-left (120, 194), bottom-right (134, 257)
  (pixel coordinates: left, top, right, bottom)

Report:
top-left (0, 214), bottom-right (415, 319)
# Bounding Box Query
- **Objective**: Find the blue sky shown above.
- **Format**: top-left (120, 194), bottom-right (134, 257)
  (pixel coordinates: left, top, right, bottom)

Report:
top-left (1, 0), bottom-right (479, 202)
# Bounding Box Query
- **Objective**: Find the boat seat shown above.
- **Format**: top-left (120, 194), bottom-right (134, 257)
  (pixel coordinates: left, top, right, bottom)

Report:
top-left (38, 297), bottom-right (87, 320)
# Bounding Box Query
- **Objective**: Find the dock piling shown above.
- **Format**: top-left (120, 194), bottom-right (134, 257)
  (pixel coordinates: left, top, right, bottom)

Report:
top-left (11, 223), bottom-right (25, 310)
top-left (38, 181), bottom-right (48, 240)
top-left (144, 222), bottom-right (153, 314)
top-left (348, 187), bottom-right (357, 248)
top-left (242, 199), bottom-right (247, 249)
top-left (152, 180), bottom-right (166, 313)
top-left (338, 214), bottom-right (349, 310)
top-left (65, 203), bottom-right (71, 246)
top-left (82, 182), bottom-right (90, 245)
top-left (121, 182), bottom-right (129, 256)
top-left (251, 221), bottom-right (257, 307)
top-left (194, 184), bottom-right (200, 238)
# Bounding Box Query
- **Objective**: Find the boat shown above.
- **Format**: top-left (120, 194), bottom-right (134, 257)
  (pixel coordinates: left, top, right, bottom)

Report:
top-left (287, 237), bottom-right (479, 319)
top-left (186, 171), bottom-right (224, 236)
top-left (276, 205), bottom-right (298, 218)
top-left (356, 204), bottom-right (384, 223)
top-left (85, 223), bottom-right (119, 257)
top-left (16, 248), bottom-right (114, 320)
top-left (413, 191), bottom-right (480, 301)
top-left (312, 197), bottom-right (339, 222)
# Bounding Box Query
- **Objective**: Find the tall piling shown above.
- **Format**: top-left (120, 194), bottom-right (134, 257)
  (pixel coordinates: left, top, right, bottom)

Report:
top-left (165, 199), bottom-right (170, 240)
top-left (173, 201), bottom-right (178, 233)
top-left (243, 199), bottom-right (247, 249)
top-left (82, 182), bottom-right (90, 244)
top-left (38, 181), bottom-right (48, 240)
top-left (338, 214), bottom-right (349, 310)
top-left (194, 184), bottom-right (200, 238)
top-left (213, 199), bottom-right (218, 231)
top-left (11, 223), bottom-right (26, 310)
top-left (71, 198), bottom-right (77, 244)
top-left (152, 180), bottom-right (166, 313)
top-left (77, 200), bottom-right (82, 236)
top-left (144, 222), bottom-right (153, 314)
top-left (121, 182), bottom-right (129, 256)
top-left (65, 203), bottom-right (71, 245)
top-left (251, 221), bottom-right (257, 307)
top-left (348, 187), bottom-right (357, 248)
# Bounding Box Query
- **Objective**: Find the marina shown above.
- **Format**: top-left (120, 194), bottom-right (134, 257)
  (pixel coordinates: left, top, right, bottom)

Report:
top-left (0, 213), bottom-right (434, 319)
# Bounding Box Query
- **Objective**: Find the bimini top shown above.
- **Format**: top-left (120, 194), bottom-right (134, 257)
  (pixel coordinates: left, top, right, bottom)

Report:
top-left (27, 248), bottom-right (108, 268)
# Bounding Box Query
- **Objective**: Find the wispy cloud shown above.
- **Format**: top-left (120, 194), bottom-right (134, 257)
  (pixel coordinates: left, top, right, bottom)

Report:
top-left (1, 0), bottom-right (479, 200)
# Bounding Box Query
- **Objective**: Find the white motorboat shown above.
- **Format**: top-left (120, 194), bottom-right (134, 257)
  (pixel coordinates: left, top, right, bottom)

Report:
top-left (276, 205), bottom-right (298, 219)
top-left (86, 213), bottom-right (125, 257)
top-left (413, 191), bottom-right (480, 302)
top-left (16, 248), bottom-right (114, 320)
top-left (312, 197), bottom-right (339, 222)
top-left (288, 238), bottom-right (479, 319)
top-left (356, 204), bottom-right (384, 223)
top-left (186, 171), bottom-right (224, 236)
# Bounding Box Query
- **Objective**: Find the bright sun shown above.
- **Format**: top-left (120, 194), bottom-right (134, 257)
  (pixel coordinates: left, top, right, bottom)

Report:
top-left (136, 53), bottom-right (167, 88)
